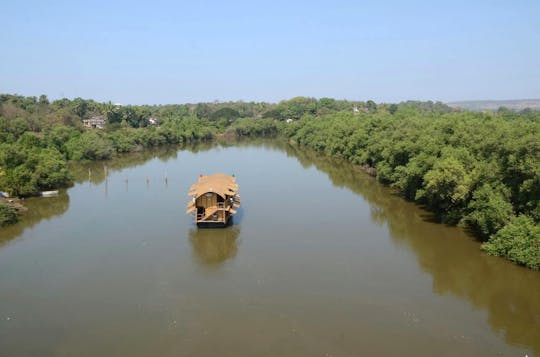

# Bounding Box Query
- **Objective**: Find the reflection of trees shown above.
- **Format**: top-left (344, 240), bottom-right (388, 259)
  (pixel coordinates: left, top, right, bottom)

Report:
top-left (189, 227), bottom-right (240, 267)
top-left (283, 142), bottom-right (540, 355)
top-left (69, 145), bottom-right (182, 184)
top-left (67, 139), bottom-right (278, 186)
top-left (0, 193), bottom-right (69, 246)
top-left (1, 139), bottom-right (538, 352)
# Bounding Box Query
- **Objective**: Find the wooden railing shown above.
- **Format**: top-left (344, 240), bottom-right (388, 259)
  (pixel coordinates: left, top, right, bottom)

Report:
top-left (197, 215), bottom-right (224, 222)
top-left (196, 202), bottom-right (236, 222)
top-left (197, 206), bottom-right (222, 222)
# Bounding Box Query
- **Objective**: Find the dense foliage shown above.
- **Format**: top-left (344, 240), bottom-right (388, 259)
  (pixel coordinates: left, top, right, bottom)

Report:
top-left (283, 106), bottom-right (540, 268)
top-left (0, 95), bottom-right (241, 195)
top-left (0, 203), bottom-right (18, 226)
top-left (1, 93), bottom-right (539, 269)
top-left (0, 133), bottom-right (71, 196)
top-left (482, 215), bottom-right (540, 269)
top-left (1, 94), bottom-right (322, 195)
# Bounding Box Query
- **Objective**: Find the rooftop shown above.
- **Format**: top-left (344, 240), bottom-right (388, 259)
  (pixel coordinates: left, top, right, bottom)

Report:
top-left (188, 173), bottom-right (238, 199)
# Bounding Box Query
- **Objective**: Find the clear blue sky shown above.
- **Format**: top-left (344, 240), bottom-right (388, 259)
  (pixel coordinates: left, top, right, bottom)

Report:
top-left (1, 0), bottom-right (539, 104)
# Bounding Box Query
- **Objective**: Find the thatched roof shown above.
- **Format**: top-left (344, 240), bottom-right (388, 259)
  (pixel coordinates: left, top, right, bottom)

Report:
top-left (188, 173), bottom-right (238, 199)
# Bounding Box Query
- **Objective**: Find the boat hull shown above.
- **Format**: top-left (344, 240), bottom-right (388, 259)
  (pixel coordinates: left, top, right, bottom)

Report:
top-left (196, 216), bottom-right (232, 228)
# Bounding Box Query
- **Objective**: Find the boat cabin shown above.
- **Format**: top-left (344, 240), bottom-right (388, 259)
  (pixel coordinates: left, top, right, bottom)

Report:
top-left (186, 173), bottom-right (240, 228)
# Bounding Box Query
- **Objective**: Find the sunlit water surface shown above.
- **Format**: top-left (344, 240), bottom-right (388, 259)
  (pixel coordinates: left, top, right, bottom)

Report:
top-left (1, 140), bottom-right (539, 356)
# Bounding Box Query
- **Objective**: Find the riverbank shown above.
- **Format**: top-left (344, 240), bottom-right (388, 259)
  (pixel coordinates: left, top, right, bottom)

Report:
top-left (1, 140), bottom-right (538, 356)
top-left (0, 196), bottom-right (26, 227)
top-left (1, 94), bottom-right (538, 269)
top-left (282, 111), bottom-right (540, 270)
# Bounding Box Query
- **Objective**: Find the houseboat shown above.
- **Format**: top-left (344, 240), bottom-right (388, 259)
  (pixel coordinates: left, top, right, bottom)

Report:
top-left (186, 173), bottom-right (240, 228)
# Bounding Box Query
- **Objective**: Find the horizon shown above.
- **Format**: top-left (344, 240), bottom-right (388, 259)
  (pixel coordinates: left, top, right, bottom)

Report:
top-left (3, 92), bottom-right (540, 107)
top-left (1, 0), bottom-right (539, 105)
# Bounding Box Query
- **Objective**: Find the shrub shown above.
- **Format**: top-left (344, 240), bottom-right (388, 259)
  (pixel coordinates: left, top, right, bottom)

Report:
top-left (0, 203), bottom-right (17, 226)
top-left (482, 215), bottom-right (540, 269)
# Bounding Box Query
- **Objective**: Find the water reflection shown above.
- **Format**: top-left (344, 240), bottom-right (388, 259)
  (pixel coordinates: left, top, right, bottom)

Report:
top-left (0, 144), bottom-right (205, 246)
top-left (0, 193), bottom-right (70, 246)
top-left (189, 227), bottom-right (240, 267)
top-left (69, 145), bottom-right (183, 184)
top-left (1, 138), bottom-right (539, 354)
top-left (68, 138), bottom-right (283, 186)
top-left (283, 142), bottom-right (540, 354)
top-left (1, 141), bottom-right (229, 241)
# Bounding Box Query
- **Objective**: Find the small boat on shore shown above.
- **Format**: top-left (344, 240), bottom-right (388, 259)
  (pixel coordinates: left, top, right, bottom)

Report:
top-left (186, 174), bottom-right (240, 228)
top-left (41, 190), bottom-right (59, 197)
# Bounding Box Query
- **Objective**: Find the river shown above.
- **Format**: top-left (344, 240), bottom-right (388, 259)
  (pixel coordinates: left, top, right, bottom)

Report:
top-left (0, 140), bottom-right (539, 356)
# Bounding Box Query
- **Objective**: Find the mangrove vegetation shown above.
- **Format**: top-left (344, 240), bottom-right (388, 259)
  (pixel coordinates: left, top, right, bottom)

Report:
top-left (0, 93), bottom-right (539, 269)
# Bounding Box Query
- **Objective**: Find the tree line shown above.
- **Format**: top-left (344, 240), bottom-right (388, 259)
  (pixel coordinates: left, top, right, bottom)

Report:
top-left (0, 93), bottom-right (538, 270)
top-left (283, 106), bottom-right (539, 269)
top-left (0, 94), bottom-right (360, 198)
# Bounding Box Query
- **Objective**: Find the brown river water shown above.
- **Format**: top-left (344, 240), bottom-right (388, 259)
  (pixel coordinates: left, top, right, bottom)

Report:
top-left (0, 140), bottom-right (539, 356)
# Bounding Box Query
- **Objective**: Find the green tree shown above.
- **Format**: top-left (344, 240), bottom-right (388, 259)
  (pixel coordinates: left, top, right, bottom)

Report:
top-left (462, 184), bottom-right (514, 238)
top-left (195, 103), bottom-right (212, 120)
top-left (209, 107), bottom-right (240, 123)
top-left (482, 215), bottom-right (540, 269)
top-left (44, 125), bottom-right (80, 154)
top-left (33, 148), bottom-right (72, 190)
top-left (416, 156), bottom-right (472, 218)
top-left (38, 94), bottom-right (49, 106)
top-left (106, 104), bottom-right (122, 124)
top-left (0, 203), bottom-right (17, 226)
top-left (0, 143), bottom-right (71, 196)
top-left (65, 131), bottom-right (113, 160)
top-left (366, 100), bottom-right (378, 113)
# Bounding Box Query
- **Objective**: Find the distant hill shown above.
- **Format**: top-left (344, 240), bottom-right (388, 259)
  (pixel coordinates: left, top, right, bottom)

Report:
top-left (447, 99), bottom-right (540, 112)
